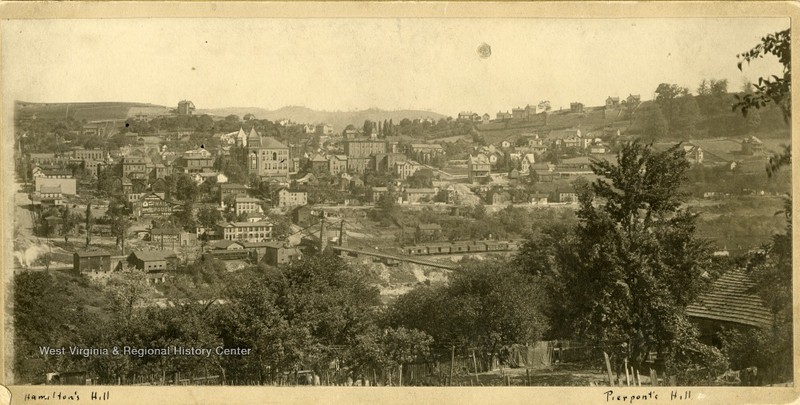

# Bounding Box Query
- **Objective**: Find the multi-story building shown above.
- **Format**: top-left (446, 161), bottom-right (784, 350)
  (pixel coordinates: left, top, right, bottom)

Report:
top-left (220, 183), bottom-right (249, 205)
top-left (512, 105), bottom-right (538, 120)
top-left (346, 157), bottom-right (371, 175)
top-left (276, 188), bottom-right (308, 208)
top-left (247, 129), bottom-right (290, 179)
top-left (133, 192), bottom-right (180, 217)
top-left (32, 185), bottom-right (64, 207)
top-left (496, 111), bottom-right (512, 120)
top-left (177, 100), bottom-right (195, 115)
top-left (34, 177), bottom-right (76, 195)
top-left (308, 153), bottom-right (329, 173)
top-left (395, 161), bottom-right (421, 180)
top-left (402, 188), bottom-right (437, 204)
top-left (122, 150), bottom-right (151, 180)
top-left (344, 140), bottom-right (386, 158)
top-left (329, 155), bottom-right (348, 175)
top-left (73, 250), bottom-right (111, 274)
top-left (216, 221), bottom-right (273, 242)
top-left (72, 148), bottom-right (105, 161)
top-left (29, 153), bottom-right (69, 166)
top-left (177, 148), bottom-right (214, 173)
top-left (317, 124), bottom-right (334, 136)
top-left (407, 143), bottom-right (445, 164)
top-left (369, 187), bottom-right (390, 203)
top-left (150, 163), bottom-right (173, 180)
top-left (374, 153), bottom-right (406, 173)
top-left (234, 196), bottom-right (262, 216)
top-left (150, 227), bottom-right (181, 245)
top-left (520, 154), bottom-right (536, 173)
top-left (261, 241), bottom-right (303, 267)
top-left (468, 154), bottom-right (491, 183)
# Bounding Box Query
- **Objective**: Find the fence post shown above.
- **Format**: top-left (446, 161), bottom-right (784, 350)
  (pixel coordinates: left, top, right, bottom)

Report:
top-left (450, 346), bottom-right (455, 386)
top-left (603, 351), bottom-right (614, 386)
top-left (472, 350), bottom-right (480, 385)
top-left (624, 358), bottom-right (630, 386)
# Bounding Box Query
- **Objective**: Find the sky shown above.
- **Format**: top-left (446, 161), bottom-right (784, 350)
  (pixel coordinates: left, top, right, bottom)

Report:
top-left (2, 18), bottom-right (789, 117)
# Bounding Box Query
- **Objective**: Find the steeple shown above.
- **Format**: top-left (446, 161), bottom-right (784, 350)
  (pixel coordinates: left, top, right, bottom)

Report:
top-left (247, 128), bottom-right (260, 147)
top-left (237, 127), bottom-right (247, 147)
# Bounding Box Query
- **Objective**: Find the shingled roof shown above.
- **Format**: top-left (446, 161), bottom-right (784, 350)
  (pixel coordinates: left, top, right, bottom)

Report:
top-left (686, 268), bottom-right (773, 329)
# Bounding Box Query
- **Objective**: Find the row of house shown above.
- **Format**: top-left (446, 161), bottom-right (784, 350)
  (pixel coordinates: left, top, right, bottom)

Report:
top-left (605, 94), bottom-right (641, 109)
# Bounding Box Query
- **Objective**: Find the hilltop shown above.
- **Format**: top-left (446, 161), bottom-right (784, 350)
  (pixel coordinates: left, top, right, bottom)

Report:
top-left (15, 101), bottom-right (172, 122)
top-left (197, 106), bottom-right (448, 130)
top-left (465, 97), bottom-right (790, 147)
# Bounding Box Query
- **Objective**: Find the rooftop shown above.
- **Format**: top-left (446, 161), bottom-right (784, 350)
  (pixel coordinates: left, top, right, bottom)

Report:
top-left (686, 268), bottom-right (773, 329)
top-left (130, 250), bottom-right (176, 262)
top-left (75, 249), bottom-right (110, 258)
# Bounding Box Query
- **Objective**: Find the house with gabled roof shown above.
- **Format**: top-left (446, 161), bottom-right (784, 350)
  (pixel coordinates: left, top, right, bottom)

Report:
top-left (686, 268), bottom-right (773, 346)
top-left (126, 250), bottom-right (178, 272)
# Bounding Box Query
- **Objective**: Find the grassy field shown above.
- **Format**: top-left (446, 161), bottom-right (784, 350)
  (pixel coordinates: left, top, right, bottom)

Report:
top-left (16, 101), bottom-right (169, 121)
top-left (690, 195), bottom-right (788, 251)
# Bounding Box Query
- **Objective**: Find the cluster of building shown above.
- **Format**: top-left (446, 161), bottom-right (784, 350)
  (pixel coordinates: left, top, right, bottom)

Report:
top-left (456, 94), bottom-right (643, 125)
top-left (27, 94), bottom-right (773, 288)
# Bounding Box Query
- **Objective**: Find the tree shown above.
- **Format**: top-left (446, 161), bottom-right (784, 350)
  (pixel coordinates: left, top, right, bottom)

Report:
top-left (634, 103), bottom-right (668, 140)
top-left (733, 28), bottom-right (790, 121)
top-left (709, 79), bottom-right (728, 97)
top-left (362, 120), bottom-right (374, 137)
top-left (197, 207), bottom-right (222, 230)
top-left (696, 79), bottom-right (709, 96)
top-left (654, 83), bottom-right (700, 138)
top-left (697, 79), bottom-right (728, 97)
top-left (59, 205), bottom-right (77, 243)
top-left (218, 255), bottom-right (381, 383)
top-left (174, 174), bottom-right (199, 202)
top-left (385, 258), bottom-right (549, 366)
top-left (655, 83), bottom-right (689, 101)
top-left (537, 100), bottom-right (552, 112)
top-left (720, 197), bottom-right (792, 383)
top-left (544, 141), bottom-right (723, 384)
top-left (268, 214), bottom-right (293, 240)
top-left (172, 202), bottom-right (197, 232)
top-left (14, 271), bottom-right (96, 383)
top-left (733, 28), bottom-right (791, 177)
top-left (110, 215), bottom-right (131, 255)
top-left (107, 196), bottom-right (132, 254)
top-left (406, 169), bottom-right (433, 188)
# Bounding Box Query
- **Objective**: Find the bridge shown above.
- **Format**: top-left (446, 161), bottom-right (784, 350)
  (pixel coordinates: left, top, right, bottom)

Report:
top-left (331, 246), bottom-right (458, 270)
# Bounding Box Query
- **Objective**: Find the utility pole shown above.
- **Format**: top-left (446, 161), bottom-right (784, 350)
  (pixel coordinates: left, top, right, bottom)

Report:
top-left (85, 203), bottom-right (92, 247)
top-left (318, 211), bottom-right (327, 253)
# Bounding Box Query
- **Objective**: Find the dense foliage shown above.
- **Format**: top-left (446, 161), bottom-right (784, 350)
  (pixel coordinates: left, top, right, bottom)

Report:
top-left (517, 141), bottom-right (727, 384)
top-left (385, 258), bottom-right (549, 364)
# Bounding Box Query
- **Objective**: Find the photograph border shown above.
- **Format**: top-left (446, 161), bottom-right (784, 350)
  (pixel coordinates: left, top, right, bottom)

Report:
top-left (1, 2), bottom-right (798, 404)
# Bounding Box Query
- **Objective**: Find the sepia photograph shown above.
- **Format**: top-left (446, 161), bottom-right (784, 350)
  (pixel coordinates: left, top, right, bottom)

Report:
top-left (0, 3), bottom-right (796, 404)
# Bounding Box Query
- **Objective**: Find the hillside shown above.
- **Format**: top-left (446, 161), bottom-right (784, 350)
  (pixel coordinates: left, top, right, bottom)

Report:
top-left (467, 96), bottom-right (790, 146)
top-left (197, 106), bottom-right (448, 130)
top-left (15, 101), bottom-right (172, 122)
